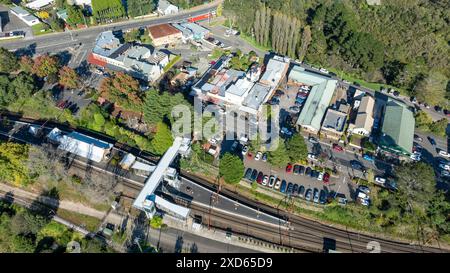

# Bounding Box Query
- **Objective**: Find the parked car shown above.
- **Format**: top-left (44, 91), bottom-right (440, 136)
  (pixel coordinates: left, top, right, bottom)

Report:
top-left (255, 151), bottom-right (262, 161)
top-left (295, 186), bottom-right (304, 198)
top-left (393, 90), bottom-right (400, 97)
top-left (305, 189), bottom-right (312, 201)
top-left (268, 175), bottom-right (276, 188)
top-left (308, 137), bottom-right (319, 144)
top-left (231, 141), bottom-right (239, 151)
top-left (286, 163), bottom-right (293, 173)
top-left (319, 190), bottom-right (327, 204)
top-left (313, 188), bottom-right (320, 203)
top-left (441, 170), bottom-right (450, 177)
top-left (256, 172), bottom-right (264, 184)
top-left (241, 145), bottom-right (249, 155)
top-left (438, 149), bottom-right (450, 158)
top-left (294, 100), bottom-right (304, 107)
top-left (287, 182), bottom-right (294, 194)
top-left (261, 175), bottom-right (269, 186)
top-left (414, 134), bottom-right (423, 142)
top-left (293, 165), bottom-right (301, 175)
top-left (250, 169), bottom-right (258, 181)
top-left (317, 172), bottom-right (324, 181)
top-left (350, 160), bottom-right (366, 172)
top-left (292, 184), bottom-right (299, 195)
top-left (438, 163), bottom-right (450, 171)
top-left (262, 153), bottom-right (268, 162)
top-left (289, 106), bottom-right (301, 113)
top-left (244, 168), bottom-right (253, 180)
top-left (275, 90), bottom-right (285, 97)
top-left (410, 153), bottom-right (421, 161)
top-left (311, 170), bottom-right (320, 178)
top-left (305, 167), bottom-right (312, 176)
top-left (280, 180), bottom-right (287, 193)
top-left (308, 153), bottom-right (317, 160)
top-left (374, 176), bottom-right (386, 186)
top-left (428, 136), bottom-right (437, 146)
top-left (336, 193), bottom-right (347, 205)
top-left (298, 165), bottom-right (305, 175)
top-left (268, 97), bottom-right (280, 105)
top-left (274, 178), bottom-right (282, 190)
top-left (323, 172), bottom-right (330, 183)
top-left (332, 143), bottom-right (344, 152)
top-left (363, 154), bottom-right (375, 162)
top-left (358, 185), bottom-right (371, 194)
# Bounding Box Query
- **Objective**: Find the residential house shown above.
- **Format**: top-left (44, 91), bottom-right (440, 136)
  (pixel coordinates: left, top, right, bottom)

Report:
top-left (378, 99), bottom-right (415, 156)
top-left (10, 6), bottom-right (40, 26)
top-left (157, 0), bottom-right (179, 15)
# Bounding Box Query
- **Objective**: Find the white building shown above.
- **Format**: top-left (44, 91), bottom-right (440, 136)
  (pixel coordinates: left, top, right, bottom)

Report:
top-left (348, 95), bottom-right (375, 137)
top-left (10, 6), bottom-right (40, 26)
top-left (157, 0), bottom-right (179, 15)
top-left (25, 0), bottom-right (54, 10)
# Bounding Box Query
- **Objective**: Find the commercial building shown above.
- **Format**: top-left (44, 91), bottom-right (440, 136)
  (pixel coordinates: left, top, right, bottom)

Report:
top-left (47, 128), bottom-right (113, 163)
top-left (378, 99), bottom-right (415, 156)
top-left (148, 23), bottom-right (182, 46)
top-left (321, 107), bottom-right (348, 141)
top-left (10, 6), bottom-right (40, 26)
top-left (157, 0), bottom-right (179, 15)
top-left (88, 31), bottom-right (169, 82)
top-left (348, 95), bottom-right (375, 137)
top-left (172, 22), bottom-right (210, 41)
top-left (291, 66), bottom-right (337, 134)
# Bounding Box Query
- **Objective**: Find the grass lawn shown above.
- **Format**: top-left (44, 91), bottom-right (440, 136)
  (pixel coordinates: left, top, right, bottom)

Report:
top-left (56, 208), bottom-right (102, 232)
top-left (164, 55), bottom-right (182, 73)
top-left (32, 23), bottom-right (53, 36)
top-left (239, 32), bottom-right (272, 52)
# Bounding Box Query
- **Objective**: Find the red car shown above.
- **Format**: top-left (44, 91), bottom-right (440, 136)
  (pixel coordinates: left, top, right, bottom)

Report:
top-left (247, 152), bottom-right (253, 159)
top-left (332, 144), bottom-right (344, 152)
top-left (285, 163), bottom-right (293, 173)
top-left (323, 172), bottom-right (330, 183)
top-left (256, 172), bottom-right (264, 184)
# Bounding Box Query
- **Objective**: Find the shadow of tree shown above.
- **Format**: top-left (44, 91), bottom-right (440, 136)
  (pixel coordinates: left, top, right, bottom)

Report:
top-left (174, 235), bottom-right (184, 253)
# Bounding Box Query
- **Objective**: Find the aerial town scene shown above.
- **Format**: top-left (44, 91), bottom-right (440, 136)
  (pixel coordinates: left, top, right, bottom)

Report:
top-left (0, 0), bottom-right (448, 258)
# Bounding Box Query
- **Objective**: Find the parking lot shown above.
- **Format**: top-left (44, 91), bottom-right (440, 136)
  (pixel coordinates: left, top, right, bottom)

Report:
top-left (0, 5), bottom-right (31, 37)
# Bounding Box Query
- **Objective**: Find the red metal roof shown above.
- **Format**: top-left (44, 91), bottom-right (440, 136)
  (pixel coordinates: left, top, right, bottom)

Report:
top-left (148, 24), bottom-right (181, 39)
top-left (87, 53), bottom-right (107, 67)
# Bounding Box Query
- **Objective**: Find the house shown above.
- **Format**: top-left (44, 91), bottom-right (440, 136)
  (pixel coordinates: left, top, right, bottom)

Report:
top-left (259, 56), bottom-right (290, 89)
top-left (292, 66), bottom-right (337, 134)
top-left (25, 0), bottom-right (54, 10)
top-left (157, 0), bottom-right (179, 15)
top-left (88, 31), bottom-right (169, 82)
top-left (348, 95), bottom-right (375, 137)
top-left (10, 6), bottom-right (40, 26)
top-left (47, 128), bottom-right (113, 163)
top-left (172, 22), bottom-right (209, 41)
top-left (378, 99), bottom-right (415, 156)
top-left (148, 23), bottom-right (182, 46)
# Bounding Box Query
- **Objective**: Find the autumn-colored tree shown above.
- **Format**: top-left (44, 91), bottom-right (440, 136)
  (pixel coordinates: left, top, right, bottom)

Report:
top-left (19, 56), bottom-right (34, 74)
top-left (32, 54), bottom-right (60, 78)
top-left (58, 66), bottom-right (79, 89)
top-left (99, 72), bottom-right (143, 110)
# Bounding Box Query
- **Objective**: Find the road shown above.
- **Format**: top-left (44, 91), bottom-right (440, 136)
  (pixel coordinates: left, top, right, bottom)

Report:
top-left (1, 1), bottom-right (222, 56)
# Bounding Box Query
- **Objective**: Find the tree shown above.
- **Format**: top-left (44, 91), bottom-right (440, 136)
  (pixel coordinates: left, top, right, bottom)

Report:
top-left (0, 142), bottom-right (31, 186)
top-left (10, 73), bottom-right (36, 98)
top-left (126, 0), bottom-right (156, 18)
top-left (92, 0), bottom-right (126, 23)
top-left (32, 54), bottom-right (60, 78)
top-left (150, 122), bottom-right (174, 155)
top-left (67, 5), bottom-right (85, 27)
top-left (427, 192), bottom-right (450, 235)
top-left (0, 75), bottom-right (13, 106)
top-left (298, 25), bottom-right (311, 62)
top-left (19, 56), bottom-right (34, 73)
top-left (10, 211), bottom-right (47, 236)
top-left (285, 134), bottom-right (308, 163)
top-left (415, 71), bottom-right (447, 106)
top-left (55, 0), bottom-right (66, 9)
top-left (143, 90), bottom-right (192, 126)
top-left (428, 118), bottom-right (448, 137)
top-left (124, 28), bottom-right (141, 42)
top-left (49, 15), bottom-right (65, 32)
top-left (99, 72), bottom-right (142, 110)
top-left (58, 66), bottom-right (79, 89)
top-left (0, 47), bottom-right (19, 73)
top-left (414, 110), bottom-right (432, 131)
top-left (149, 215), bottom-right (163, 229)
top-left (268, 138), bottom-right (290, 168)
top-left (219, 153), bottom-right (244, 184)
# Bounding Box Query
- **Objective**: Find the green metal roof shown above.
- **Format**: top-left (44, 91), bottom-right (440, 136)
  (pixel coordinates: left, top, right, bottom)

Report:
top-left (379, 99), bottom-right (415, 155)
top-left (292, 66), bottom-right (337, 131)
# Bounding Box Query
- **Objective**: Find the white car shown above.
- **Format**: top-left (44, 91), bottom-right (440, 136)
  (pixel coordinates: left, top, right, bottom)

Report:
top-left (308, 137), bottom-right (319, 144)
top-left (439, 163), bottom-right (450, 171)
top-left (241, 145), bottom-right (249, 155)
top-left (319, 68), bottom-right (329, 74)
top-left (255, 151), bottom-right (262, 161)
top-left (374, 177), bottom-right (386, 185)
top-left (317, 172), bottom-right (324, 181)
top-left (410, 153), bottom-right (421, 161)
top-left (274, 179), bottom-right (281, 190)
top-left (439, 150), bottom-right (450, 158)
top-left (261, 175), bottom-right (269, 186)
top-left (441, 170), bottom-right (450, 177)
top-left (268, 176), bottom-right (276, 188)
top-left (308, 153), bottom-right (317, 160)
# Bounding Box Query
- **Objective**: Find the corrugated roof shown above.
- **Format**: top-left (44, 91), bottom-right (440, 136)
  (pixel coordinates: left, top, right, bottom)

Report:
top-left (380, 99), bottom-right (414, 154)
top-left (322, 109), bottom-right (347, 132)
top-left (148, 24), bottom-right (181, 39)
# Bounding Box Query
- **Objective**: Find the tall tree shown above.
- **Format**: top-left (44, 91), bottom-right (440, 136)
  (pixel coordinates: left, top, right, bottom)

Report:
top-left (126, 0), bottom-right (156, 18)
top-left (151, 122), bottom-right (174, 155)
top-left (298, 25), bottom-right (311, 62)
top-left (268, 138), bottom-right (290, 168)
top-left (99, 72), bottom-right (142, 110)
top-left (285, 134), bottom-right (308, 163)
top-left (0, 47), bottom-right (18, 73)
top-left (58, 66), bottom-right (79, 89)
top-left (32, 54), bottom-right (60, 78)
top-left (219, 153), bottom-right (245, 184)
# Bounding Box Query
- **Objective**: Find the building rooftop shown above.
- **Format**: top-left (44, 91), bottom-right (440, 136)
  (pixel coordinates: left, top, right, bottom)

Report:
top-left (10, 6), bottom-right (29, 16)
top-left (158, 0), bottom-right (176, 11)
top-left (293, 66), bottom-right (337, 131)
top-left (148, 23), bottom-right (181, 39)
top-left (92, 31), bottom-right (122, 57)
top-left (322, 109), bottom-right (347, 132)
top-left (379, 99), bottom-right (415, 154)
top-left (242, 83), bottom-right (271, 110)
top-left (260, 56), bottom-right (289, 87)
